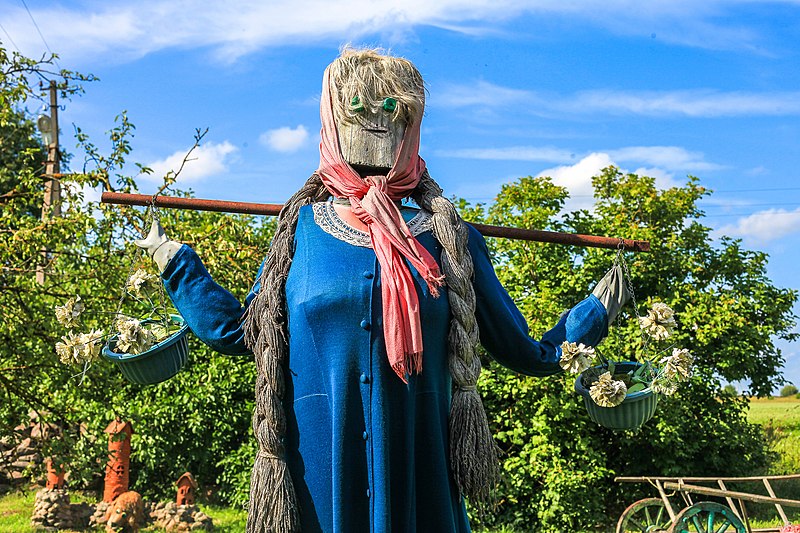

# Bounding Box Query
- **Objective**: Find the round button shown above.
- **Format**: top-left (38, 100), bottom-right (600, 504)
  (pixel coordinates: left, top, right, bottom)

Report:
top-left (363, 271), bottom-right (374, 279)
top-left (362, 431), bottom-right (369, 441)
top-left (360, 373), bottom-right (369, 384)
top-left (360, 320), bottom-right (370, 330)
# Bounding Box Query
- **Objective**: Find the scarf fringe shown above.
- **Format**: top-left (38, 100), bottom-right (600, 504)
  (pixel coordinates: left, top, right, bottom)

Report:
top-left (392, 350), bottom-right (424, 383)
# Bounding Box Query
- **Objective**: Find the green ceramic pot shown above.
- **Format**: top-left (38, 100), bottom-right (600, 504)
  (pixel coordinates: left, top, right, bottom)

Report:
top-left (574, 362), bottom-right (659, 431)
top-left (103, 314), bottom-right (189, 385)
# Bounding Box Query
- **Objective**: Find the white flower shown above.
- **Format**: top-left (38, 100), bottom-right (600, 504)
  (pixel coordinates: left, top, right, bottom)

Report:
top-left (651, 379), bottom-right (679, 395)
top-left (589, 371), bottom-right (628, 407)
top-left (55, 296), bottom-right (84, 328)
top-left (77, 330), bottom-right (104, 362)
top-left (115, 317), bottom-right (156, 355)
top-left (55, 329), bottom-right (104, 364)
top-left (660, 348), bottom-right (693, 381)
top-left (126, 269), bottom-right (158, 298)
top-left (639, 302), bottom-right (677, 341)
top-left (55, 332), bottom-right (79, 364)
top-left (559, 341), bottom-right (596, 374)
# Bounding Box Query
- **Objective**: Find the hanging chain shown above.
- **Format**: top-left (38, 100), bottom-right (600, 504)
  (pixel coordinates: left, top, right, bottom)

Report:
top-left (146, 199), bottom-right (171, 324)
top-left (614, 241), bottom-right (651, 352)
top-left (107, 202), bottom-right (168, 350)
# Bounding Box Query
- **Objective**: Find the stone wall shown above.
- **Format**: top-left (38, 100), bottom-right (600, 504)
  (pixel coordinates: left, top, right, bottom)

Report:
top-left (0, 412), bottom-right (54, 492)
top-left (31, 491), bottom-right (214, 531)
top-left (29, 489), bottom-right (92, 531)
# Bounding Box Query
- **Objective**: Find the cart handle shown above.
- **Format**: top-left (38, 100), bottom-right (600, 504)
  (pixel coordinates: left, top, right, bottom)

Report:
top-left (662, 482), bottom-right (800, 508)
top-left (615, 474), bottom-right (800, 483)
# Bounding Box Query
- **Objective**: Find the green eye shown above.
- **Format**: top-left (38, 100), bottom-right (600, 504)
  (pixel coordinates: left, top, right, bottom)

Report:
top-left (350, 96), bottom-right (365, 112)
top-left (382, 97), bottom-right (397, 112)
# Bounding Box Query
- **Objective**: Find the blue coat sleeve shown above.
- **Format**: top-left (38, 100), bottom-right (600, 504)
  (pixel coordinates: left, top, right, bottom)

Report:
top-left (468, 224), bottom-right (608, 377)
top-left (161, 244), bottom-right (263, 356)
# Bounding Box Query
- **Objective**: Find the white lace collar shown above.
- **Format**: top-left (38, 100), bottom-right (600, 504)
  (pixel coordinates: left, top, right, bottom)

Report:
top-left (312, 202), bottom-right (432, 248)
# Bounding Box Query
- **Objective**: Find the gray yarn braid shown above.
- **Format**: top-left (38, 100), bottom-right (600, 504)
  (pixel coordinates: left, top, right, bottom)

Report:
top-left (241, 171), bottom-right (498, 531)
top-left (241, 173), bottom-right (330, 533)
top-left (412, 171), bottom-right (500, 502)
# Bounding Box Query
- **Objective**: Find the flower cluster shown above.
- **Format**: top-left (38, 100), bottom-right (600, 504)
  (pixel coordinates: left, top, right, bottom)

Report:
top-left (126, 269), bottom-right (158, 298)
top-left (589, 372), bottom-right (628, 407)
top-left (561, 301), bottom-right (694, 408)
top-left (55, 330), bottom-right (104, 365)
top-left (55, 297), bottom-right (84, 329)
top-left (559, 342), bottom-right (596, 374)
top-left (638, 302), bottom-right (677, 341)
top-left (54, 267), bottom-right (177, 365)
top-left (114, 317), bottom-right (156, 355)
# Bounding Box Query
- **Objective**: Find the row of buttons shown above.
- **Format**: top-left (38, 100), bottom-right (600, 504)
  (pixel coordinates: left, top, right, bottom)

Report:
top-left (364, 269), bottom-right (374, 501)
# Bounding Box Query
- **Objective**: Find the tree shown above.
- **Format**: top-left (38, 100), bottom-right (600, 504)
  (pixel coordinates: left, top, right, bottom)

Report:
top-left (723, 384), bottom-right (738, 396)
top-left (780, 384), bottom-right (798, 397)
top-left (460, 168), bottom-right (795, 531)
top-left (0, 44), bottom-right (266, 503)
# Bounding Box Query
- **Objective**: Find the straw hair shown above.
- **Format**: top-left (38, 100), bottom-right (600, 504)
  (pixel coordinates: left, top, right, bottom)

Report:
top-left (328, 46), bottom-right (425, 127)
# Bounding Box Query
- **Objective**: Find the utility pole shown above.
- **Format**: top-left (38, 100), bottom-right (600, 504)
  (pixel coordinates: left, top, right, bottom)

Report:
top-left (36, 80), bottom-right (60, 284)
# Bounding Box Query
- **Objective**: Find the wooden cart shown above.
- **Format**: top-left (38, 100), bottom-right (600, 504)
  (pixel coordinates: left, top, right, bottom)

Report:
top-left (615, 474), bottom-right (800, 533)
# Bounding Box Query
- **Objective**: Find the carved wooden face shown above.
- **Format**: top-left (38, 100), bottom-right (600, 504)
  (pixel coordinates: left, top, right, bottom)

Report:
top-left (337, 97), bottom-right (406, 172)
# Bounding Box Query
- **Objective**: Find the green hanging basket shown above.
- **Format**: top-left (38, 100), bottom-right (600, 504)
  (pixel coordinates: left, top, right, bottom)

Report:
top-left (575, 362), bottom-right (660, 431)
top-left (103, 314), bottom-right (190, 385)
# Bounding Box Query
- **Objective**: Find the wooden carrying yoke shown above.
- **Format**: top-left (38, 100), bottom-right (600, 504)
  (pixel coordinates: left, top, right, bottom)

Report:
top-left (100, 192), bottom-right (651, 253)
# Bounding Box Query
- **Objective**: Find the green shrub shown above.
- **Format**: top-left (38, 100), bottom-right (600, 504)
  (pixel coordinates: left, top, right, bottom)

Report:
top-left (780, 384), bottom-right (798, 397)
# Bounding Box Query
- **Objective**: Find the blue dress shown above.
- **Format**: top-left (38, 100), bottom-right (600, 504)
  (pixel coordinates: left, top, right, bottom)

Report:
top-left (161, 203), bottom-right (608, 533)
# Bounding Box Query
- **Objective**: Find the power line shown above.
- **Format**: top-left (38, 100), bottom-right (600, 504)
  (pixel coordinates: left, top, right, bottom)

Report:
top-left (0, 22), bottom-right (22, 53)
top-left (19, 0), bottom-right (61, 70)
top-left (702, 203), bottom-right (800, 209)
top-left (712, 187), bottom-right (800, 194)
top-left (703, 212), bottom-right (800, 219)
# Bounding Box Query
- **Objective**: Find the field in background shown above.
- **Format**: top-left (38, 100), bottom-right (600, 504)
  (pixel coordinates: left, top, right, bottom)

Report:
top-left (748, 396), bottom-right (800, 476)
top-left (746, 396), bottom-right (800, 529)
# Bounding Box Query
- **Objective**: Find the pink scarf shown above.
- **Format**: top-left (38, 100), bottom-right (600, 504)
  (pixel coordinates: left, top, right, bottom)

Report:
top-left (316, 67), bottom-right (443, 381)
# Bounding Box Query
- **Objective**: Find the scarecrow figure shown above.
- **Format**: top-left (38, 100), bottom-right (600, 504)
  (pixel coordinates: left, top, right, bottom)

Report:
top-left (137, 48), bottom-right (626, 533)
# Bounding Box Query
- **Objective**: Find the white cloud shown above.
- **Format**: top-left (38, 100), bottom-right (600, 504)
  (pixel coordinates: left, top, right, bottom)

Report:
top-left (608, 146), bottom-right (722, 172)
top-left (531, 151), bottom-right (696, 212)
top-left (145, 141), bottom-right (238, 184)
top-left (435, 82), bottom-right (800, 119)
top-left (571, 90), bottom-right (800, 117)
top-left (535, 152), bottom-right (613, 212)
top-left (717, 208), bottom-right (800, 244)
top-left (442, 146), bottom-right (573, 162)
top-left (259, 125), bottom-right (310, 153)
top-left (443, 144), bottom-right (718, 184)
top-left (434, 80), bottom-right (536, 109)
top-left (3, 0), bottom-right (793, 65)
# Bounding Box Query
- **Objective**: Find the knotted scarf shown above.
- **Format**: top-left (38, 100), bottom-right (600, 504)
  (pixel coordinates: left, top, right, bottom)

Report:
top-left (316, 67), bottom-right (443, 381)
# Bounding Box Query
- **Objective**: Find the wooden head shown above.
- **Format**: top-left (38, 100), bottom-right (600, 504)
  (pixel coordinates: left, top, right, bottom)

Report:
top-left (326, 48), bottom-right (425, 174)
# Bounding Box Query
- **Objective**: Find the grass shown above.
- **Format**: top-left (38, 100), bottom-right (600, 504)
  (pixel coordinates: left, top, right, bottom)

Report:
top-left (745, 395), bottom-right (800, 530)
top-left (749, 396), bottom-right (800, 476)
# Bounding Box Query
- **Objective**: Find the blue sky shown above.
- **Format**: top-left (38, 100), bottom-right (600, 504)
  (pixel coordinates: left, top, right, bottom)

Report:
top-left (2, 0), bottom-right (799, 391)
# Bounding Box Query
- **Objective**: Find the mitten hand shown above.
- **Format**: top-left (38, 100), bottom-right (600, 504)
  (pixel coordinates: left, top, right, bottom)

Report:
top-left (134, 219), bottom-right (181, 272)
top-left (591, 264), bottom-right (630, 325)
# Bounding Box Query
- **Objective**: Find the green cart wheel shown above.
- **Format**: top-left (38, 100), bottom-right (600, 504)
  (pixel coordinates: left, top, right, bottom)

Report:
top-left (669, 502), bottom-right (746, 533)
top-left (617, 498), bottom-right (673, 533)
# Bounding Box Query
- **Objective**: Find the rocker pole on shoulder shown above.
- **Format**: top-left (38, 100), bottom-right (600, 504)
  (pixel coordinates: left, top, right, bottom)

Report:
top-left (101, 192), bottom-right (651, 253)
